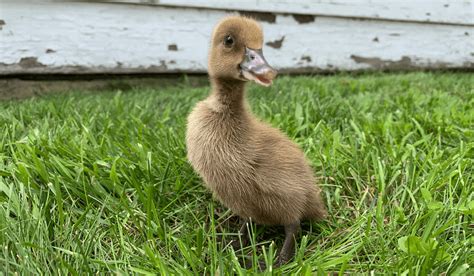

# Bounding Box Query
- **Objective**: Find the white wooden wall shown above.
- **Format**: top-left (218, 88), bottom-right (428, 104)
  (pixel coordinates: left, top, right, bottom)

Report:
top-left (0, 0), bottom-right (473, 75)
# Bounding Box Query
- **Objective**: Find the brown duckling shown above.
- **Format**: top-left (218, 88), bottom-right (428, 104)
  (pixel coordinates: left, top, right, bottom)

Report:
top-left (186, 16), bottom-right (327, 266)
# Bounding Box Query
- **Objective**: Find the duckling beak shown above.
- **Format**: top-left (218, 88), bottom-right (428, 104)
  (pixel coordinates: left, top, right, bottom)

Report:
top-left (240, 47), bottom-right (277, 87)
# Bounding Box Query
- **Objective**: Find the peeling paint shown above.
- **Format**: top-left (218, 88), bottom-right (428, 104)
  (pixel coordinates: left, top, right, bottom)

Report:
top-left (349, 55), bottom-right (457, 69)
top-left (19, 57), bottom-right (46, 68)
top-left (373, 37), bottom-right (379, 42)
top-left (266, 36), bottom-right (285, 49)
top-left (0, 19), bottom-right (5, 30)
top-left (350, 55), bottom-right (414, 69)
top-left (292, 14), bottom-right (315, 24)
top-left (300, 55), bottom-right (312, 62)
top-left (148, 60), bottom-right (168, 70)
top-left (0, 63), bottom-right (203, 75)
top-left (45, 49), bottom-right (56, 54)
top-left (168, 44), bottom-right (178, 51)
top-left (239, 11), bottom-right (276, 23)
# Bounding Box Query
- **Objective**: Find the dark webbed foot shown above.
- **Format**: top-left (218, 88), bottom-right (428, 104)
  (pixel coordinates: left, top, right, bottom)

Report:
top-left (230, 219), bottom-right (301, 270)
top-left (275, 222), bottom-right (300, 267)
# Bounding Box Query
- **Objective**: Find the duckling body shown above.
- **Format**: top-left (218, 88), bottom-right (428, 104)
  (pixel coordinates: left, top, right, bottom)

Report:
top-left (187, 83), bottom-right (326, 225)
top-left (186, 16), bottom-right (326, 265)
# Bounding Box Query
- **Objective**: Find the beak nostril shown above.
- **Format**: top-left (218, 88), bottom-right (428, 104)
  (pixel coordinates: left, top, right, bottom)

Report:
top-left (241, 47), bottom-right (276, 85)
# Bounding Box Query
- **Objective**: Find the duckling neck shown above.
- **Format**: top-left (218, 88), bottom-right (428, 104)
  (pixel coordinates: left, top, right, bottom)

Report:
top-left (209, 77), bottom-right (247, 111)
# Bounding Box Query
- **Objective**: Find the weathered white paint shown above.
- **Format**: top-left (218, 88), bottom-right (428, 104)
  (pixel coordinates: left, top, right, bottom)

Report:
top-left (103, 0), bottom-right (474, 25)
top-left (0, 2), bottom-right (473, 75)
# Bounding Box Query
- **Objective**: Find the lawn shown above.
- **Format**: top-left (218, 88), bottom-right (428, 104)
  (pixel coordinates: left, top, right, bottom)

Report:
top-left (0, 72), bottom-right (473, 274)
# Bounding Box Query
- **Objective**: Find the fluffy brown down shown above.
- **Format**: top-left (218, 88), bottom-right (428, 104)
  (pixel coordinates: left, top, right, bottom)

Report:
top-left (186, 16), bottom-right (327, 226)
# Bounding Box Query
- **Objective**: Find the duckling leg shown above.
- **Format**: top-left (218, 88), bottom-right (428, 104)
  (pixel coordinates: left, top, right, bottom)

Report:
top-left (276, 222), bottom-right (300, 266)
top-left (231, 218), bottom-right (250, 250)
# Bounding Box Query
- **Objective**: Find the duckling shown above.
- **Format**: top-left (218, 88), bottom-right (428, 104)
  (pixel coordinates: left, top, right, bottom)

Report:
top-left (186, 16), bottom-right (327, 265)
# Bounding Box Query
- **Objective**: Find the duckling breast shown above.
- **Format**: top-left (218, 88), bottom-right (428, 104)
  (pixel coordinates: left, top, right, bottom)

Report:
top-left (186, 101), bottom-right (258, 189)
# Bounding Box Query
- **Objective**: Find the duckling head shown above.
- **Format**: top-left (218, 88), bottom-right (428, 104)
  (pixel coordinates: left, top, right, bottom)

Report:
top-left (208, 16), bottom-right (277, 87)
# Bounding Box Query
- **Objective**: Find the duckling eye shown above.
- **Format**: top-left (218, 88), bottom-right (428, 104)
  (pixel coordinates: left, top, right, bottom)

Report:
top-left (223, 35), bottom-right (234, 48)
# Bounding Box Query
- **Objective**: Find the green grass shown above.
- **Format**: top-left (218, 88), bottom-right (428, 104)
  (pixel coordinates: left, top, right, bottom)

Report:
top-left (0, 72), bottom-right (473, 274)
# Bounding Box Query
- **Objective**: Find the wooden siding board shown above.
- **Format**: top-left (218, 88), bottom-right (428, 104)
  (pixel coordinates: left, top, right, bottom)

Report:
top-left (0, 2), bottom-right (473, 75)
top-left (94, 0), bottom-right (474, 25)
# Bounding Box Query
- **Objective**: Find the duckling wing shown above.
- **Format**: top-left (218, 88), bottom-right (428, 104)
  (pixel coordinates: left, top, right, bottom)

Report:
top-left (251, 122), bottom-right (315, 193)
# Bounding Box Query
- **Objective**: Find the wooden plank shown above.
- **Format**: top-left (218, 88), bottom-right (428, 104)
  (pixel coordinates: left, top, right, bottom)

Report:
top-left (104, 0), bottom-right (474, 25)
top-left (0, 2), bottom-right (473, 75)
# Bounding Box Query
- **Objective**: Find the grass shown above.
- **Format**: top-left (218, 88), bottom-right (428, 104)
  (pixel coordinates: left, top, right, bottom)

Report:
top-left (0, 72), bottom-right (473, 274)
